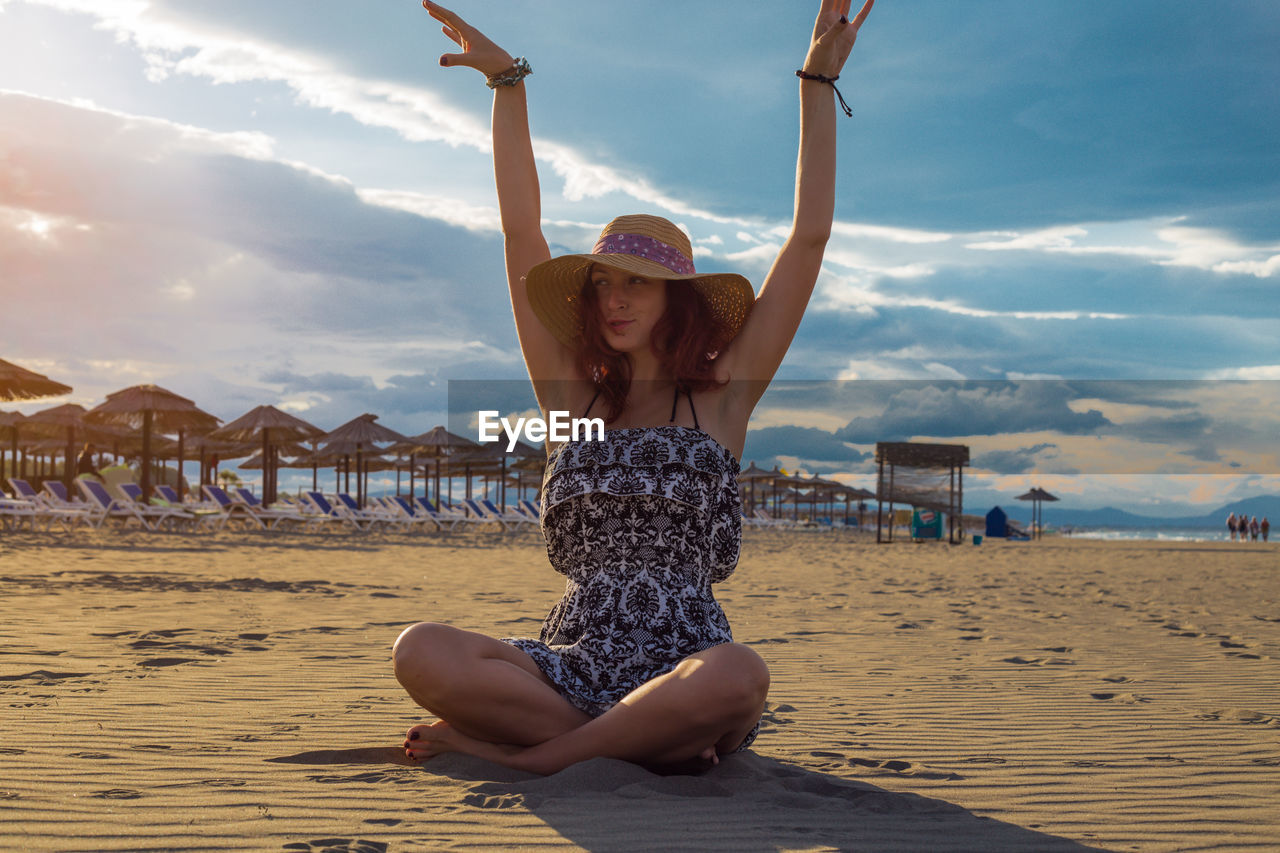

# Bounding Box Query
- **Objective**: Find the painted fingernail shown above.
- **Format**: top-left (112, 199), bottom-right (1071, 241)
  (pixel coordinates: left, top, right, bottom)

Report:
top-left (439, 57), bottom-right (448, 67)
top-left (409, 731), bottom-right (420, 741)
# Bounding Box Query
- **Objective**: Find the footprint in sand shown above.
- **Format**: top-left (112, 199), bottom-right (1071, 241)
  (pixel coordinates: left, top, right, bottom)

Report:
top-left (138, 658), bottom-right (200, 668)
top-left (1001, 656), bottom-right (1075, 666)
top-left (282, 840), bottom-right (387, 853)
top-left (0, 670), bottom-right (90, 684)
top-left (1195, 709), bottom-right (1280, 726)
top-left (842, 756), bottom-right (963, 780)
top-left (90, 789), bottom-right (142, 799)
top-left (1090, 692), bottom-right (1150, 704)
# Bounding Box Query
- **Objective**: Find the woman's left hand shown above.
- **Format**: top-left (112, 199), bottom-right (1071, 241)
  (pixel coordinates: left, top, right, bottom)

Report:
top-left (802, 0), bottom-right (876, 78)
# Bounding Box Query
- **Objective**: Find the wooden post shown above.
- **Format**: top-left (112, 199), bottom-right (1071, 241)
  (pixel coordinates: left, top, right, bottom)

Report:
top-left (876, 454), bottom-right (885, 544)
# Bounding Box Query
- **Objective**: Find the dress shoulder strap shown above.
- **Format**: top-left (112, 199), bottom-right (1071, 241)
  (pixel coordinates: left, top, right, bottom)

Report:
top-left (668, 387), bottom-right (701, 430)
top-left (583, 390), bottom-right (601, 419)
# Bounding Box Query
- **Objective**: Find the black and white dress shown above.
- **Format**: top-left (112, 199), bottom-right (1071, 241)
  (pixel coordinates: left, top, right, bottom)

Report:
top-left (503, 423), bottom-right (759, 749)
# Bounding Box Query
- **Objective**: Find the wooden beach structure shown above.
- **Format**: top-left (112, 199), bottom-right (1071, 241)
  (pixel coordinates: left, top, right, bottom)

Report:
top-left (875, 441), bottom-right (970, 544)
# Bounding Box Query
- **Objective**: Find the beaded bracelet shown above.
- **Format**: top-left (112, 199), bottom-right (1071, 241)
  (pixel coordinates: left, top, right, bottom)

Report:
top-left (796, 69), bottom-right (852, 118)
top-left (487, 57), bottom-right (532, 89)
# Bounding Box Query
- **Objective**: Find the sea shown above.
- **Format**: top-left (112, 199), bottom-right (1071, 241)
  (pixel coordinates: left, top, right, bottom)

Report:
top-left (1060, 528), bottom-right (1253, 543)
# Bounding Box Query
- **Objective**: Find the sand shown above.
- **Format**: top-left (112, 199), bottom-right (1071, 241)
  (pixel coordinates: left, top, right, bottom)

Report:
top-left (1, 526), bottom-right (1277, 852)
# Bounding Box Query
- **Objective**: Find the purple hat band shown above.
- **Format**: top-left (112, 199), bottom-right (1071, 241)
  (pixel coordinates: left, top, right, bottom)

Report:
top-left (592, 233), bottom-right (696, 277)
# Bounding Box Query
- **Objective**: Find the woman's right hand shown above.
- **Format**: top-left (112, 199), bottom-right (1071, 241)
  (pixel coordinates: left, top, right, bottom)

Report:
top-left (422, 1), bottom-right (516, 76)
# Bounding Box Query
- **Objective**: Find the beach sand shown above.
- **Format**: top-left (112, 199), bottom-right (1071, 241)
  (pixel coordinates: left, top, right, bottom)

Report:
top-left (2, 527), bottom-right (1277, 852)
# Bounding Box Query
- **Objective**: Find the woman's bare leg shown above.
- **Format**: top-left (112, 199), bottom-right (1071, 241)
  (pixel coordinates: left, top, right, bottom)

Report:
top-left (403, 641), bottom-right (769, 775)
top-left (393, 622), bottom-right (591, 746)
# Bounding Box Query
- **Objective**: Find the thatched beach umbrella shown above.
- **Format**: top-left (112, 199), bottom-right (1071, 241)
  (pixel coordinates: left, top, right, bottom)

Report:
top-left (738, 461), bottom-right (775, 515)
top-left (182, 433), bottom-right (243, 492)
top-left (844, 486), bottom-right (876, 526)
top-left (770, 471), bottom-right (813, 522)
top-left (0, 411), bottom-right (25, 485)
top-left (0, 358), bottom-right (71, 403)
top-left (507, 453), bottom-right (546, 503)
top-left (403, 426), bottom-right (479, 504)
top-left (1016, 487), bottom-right (1059, 540)
top-left (85, 384), bottom-right (221, 501)
top-left (22, 403), bottom-right (89, 491)
top-left (319, 414), bottom-right (409, 507)
top-left (210, 406), bottom-right (323, 504)
top-left (434, 446), bottom-right (507, 504)
top-left (238, 441), bottom-right (312, 470)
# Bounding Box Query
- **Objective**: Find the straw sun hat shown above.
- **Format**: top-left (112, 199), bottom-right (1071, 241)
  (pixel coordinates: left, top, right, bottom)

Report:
top-left (526, 214), bottom-right (756, 349)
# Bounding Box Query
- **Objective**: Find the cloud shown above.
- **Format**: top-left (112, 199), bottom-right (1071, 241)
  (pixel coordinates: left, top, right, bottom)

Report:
top-left (743, 425), bottom-right (870, 468)
top-left (0, 91), bottom-right (522, 419)
top-left (834, 382), bottom-right (1110, 443)
top-left (974, 443), bottom-right (1062, 475)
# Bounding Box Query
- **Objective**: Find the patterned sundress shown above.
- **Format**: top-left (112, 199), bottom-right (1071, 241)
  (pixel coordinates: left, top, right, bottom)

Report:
top-left (503, 424), bottom-right (759, 750)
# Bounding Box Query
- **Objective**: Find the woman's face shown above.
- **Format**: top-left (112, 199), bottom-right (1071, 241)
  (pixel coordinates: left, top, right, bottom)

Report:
top-left (589, 264), bottom-right (667, 353)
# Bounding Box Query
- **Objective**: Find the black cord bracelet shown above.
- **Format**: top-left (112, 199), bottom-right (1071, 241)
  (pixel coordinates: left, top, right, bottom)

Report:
top-left (796, 69), bottom-right (852, 117)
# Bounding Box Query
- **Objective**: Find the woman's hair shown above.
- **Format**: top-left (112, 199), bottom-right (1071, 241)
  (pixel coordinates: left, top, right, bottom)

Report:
top-left (575, 278), bottom-right (731, 423)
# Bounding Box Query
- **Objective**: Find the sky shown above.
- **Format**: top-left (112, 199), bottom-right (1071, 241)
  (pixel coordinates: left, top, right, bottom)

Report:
top-left (2, 0), bottom-right (1279, 514)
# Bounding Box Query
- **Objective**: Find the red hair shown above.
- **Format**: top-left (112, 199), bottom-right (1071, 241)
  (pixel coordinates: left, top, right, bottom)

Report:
top-left (575, 279), bottom-right (731, 423)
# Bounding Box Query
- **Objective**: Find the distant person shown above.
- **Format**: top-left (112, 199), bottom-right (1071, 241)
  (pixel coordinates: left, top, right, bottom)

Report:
top-left (1226, 512), bottom-right (1238, 541)
top-left (1249, 516), bottom-right (1260, 542)
top-left (75, 443), bottom-right (97, 477)
top-left (1261, 517), bottom-right (1270, 542)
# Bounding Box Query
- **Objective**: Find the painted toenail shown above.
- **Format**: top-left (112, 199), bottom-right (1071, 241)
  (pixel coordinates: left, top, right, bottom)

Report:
top-left (409, 731), bottom-right (419, 741)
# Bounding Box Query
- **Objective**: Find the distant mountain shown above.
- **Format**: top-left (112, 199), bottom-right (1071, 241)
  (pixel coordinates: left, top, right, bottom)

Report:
top-left (1021, 494), bottom-right (1280, 529)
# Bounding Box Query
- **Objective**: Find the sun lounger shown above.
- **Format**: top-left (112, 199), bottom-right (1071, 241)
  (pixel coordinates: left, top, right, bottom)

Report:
top-left (0, 490), bottom-right (39, 531)
top-left (153, 484), bottom-right (228, 532)
top-left (201, 485), bottom-right (293, 531)
top-left (76, 478), bottom-right (159, 531)
top-left (8, 478), bottom-right (94, 530)
top-left (517, 499), bottom-right (541, 523)
top-left (751, 507), bottom-right (798, 529)
top-left (482, 498), bottom-right (537, 529)
top-left (118, 483), bottom-right (198, 531)
top-left (383, 496), bottom-right (444, 532)
top-left (301, 491), bottom-right (375, 532)
top-left (333, 492), bottom-right (403, 531)
top-left (412, 496), bottom-right (482, 532)
top-left (461, 498), bottom-right (513, 531)
top-left (233, 487), bottom-right (330, 531)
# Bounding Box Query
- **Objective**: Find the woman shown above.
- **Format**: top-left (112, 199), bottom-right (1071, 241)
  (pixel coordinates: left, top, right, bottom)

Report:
top-left (395, 0), bottom-right (876, 775)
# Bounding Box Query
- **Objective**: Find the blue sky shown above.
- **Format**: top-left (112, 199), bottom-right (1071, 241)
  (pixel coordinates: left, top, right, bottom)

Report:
top-left (2, 0), bottom-right (1278, 512)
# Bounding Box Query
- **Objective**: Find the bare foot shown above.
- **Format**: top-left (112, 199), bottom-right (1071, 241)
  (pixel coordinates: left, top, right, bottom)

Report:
top-left (401, 726), bottom-right (722, 777)
top-left (402, 720), bottom-right (523, 766)
top-left (642, 745), bottom-right (721, 776)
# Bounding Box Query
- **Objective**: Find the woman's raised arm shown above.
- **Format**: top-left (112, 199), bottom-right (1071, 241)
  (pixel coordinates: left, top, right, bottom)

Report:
top-left (423, 2), bottom-right (573, 389)
top-left (719, 0), bottom-right (875, 397)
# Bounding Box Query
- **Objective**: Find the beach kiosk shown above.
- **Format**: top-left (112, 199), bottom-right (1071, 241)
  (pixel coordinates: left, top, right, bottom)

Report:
top-left (875, 442), bottom-right (969, 544)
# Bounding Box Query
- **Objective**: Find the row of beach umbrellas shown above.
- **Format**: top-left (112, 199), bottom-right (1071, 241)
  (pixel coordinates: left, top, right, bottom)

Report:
top-left (2, 359), bottom-right (550, 507)
top-left (1, 357), bottom-right (883, 517)
top-left (739, 461), bottom-right (876, 524)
